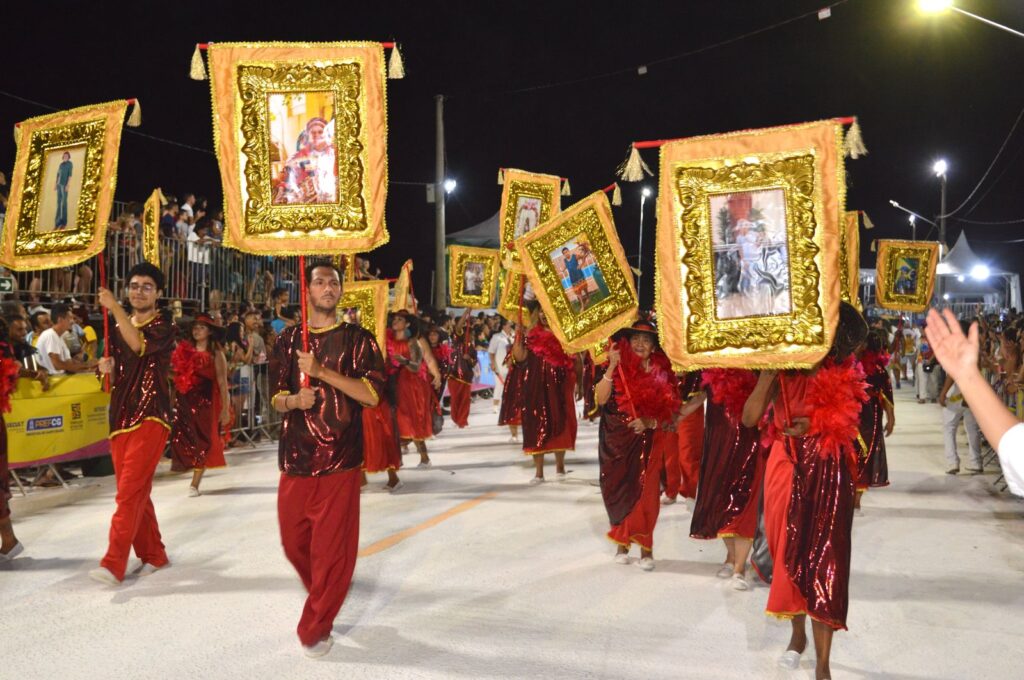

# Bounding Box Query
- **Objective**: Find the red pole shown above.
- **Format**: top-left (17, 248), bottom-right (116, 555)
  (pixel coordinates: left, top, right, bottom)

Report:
top-left (97, 253), bottom-right (110, 392)
top-left (298, 255), bottom-right (309, 387)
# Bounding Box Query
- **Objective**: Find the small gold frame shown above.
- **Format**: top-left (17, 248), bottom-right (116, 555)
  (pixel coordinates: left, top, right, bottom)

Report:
top-left (497, 268), bottom-right (531, 322)
top-left (447, 245), bottom-right (500, 309)
top-left (336, 279), bottom-right (389, 357)
top-left (142, 188), bottom-right (165, 267)
top-left (498, 168), bottom-right (562, 271)
top-left (875, 239), bottom-right (939, 313)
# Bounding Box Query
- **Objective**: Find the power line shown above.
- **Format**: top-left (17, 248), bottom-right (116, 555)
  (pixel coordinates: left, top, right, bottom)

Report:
top-left (955, 215), bottom-right (1024, 225)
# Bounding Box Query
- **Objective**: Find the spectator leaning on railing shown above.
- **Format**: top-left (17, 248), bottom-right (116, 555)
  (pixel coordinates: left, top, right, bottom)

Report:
top-left (34, 303), bottom-right (98, 375)
top-left (925, 308), bottom-right (1024, 496)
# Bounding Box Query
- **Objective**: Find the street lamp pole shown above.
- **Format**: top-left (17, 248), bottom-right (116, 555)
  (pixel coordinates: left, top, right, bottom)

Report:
top-left (434, 95), bottom-right (447, 310)
top-left (637, 187), bottom-right (651, 301)
top-left (933, 159), bottom-right (948, 305)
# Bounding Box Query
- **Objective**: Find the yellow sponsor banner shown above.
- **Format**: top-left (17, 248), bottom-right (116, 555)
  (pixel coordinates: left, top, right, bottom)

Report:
top-left (6, 374), bottom-right (110, 467)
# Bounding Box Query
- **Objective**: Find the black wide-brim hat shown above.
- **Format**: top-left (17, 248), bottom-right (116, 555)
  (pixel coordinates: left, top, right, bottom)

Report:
top-left (190, 313), bottom-right (226, 343)
top-left (611, 319), bottom-right (660, 345)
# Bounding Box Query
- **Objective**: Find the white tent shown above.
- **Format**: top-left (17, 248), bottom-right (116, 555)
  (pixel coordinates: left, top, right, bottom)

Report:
top-left (937, 232), bottom-right (1021, 311)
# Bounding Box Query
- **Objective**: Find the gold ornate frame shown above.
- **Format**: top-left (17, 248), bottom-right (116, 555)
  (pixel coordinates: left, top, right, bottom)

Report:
top-left (391, 259), bottom-right (414, 312)
top-left (840, 211), bottom-right (861, 310)
top-left (875, 239), bottom-right (939, 313)
top-left (1, 100), bottom-right (128, 270)
top-left (497, 268), bottom-right (530, 322)
top-left (655, 120), bottom-right (844, 370)
top-left (498, 168), bottom-right (561, 271)
top-left (337, 279), bottom-right (389, 356)
top-left (448, 245), bottom-right (499, 309)
top-left (208, 42), bottom-right (389, 255)
top-left (517, 191), bottom-right (637, 352)
top-left (142, 188), bottom-right (165, 267)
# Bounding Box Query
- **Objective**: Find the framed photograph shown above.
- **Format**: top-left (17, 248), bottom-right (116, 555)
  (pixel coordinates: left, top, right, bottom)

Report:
top-left (207, 42), bottom-right (390, 255)
top-left (142, 188), bottom-right (165, 267)
top-left (655, 119), bottom-right (845, 369)
top-left (1, 100), bottom-right (129, 270)
top-left (498, 168), bottom-right (562, 271)
top-left (496, 268), bottom-right (534, 322)
top-left (840, 211), bottom-right (861, 310)
top-left (517, 191), bottom-right (637, 352)
top-left (875, 240), bottom-right (939, 313)
top-left (336, 279), bottom-right (389, 356)
top-left (448, 245), bottom-right (500, 309)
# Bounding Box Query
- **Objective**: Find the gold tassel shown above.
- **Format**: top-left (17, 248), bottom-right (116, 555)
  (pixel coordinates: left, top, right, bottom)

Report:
top-left (843, 117), bottom-right (867, 159)
top-left (190, 44), bottom-right (207, 80)
top-left (862, 211), bottom-right (874, 229)
top-left (870, 239), bottom-right (877, 252)
top-left (611, 183), bottom-right (622, 206)
top-left (127, 100), bottom-right (142, 128)
top-left (561, 178), bottom-right (571, 196)
top-left (616, 145), bottom-right (653, 182)
top-left (497, 168), bottom-right (504, 185)
top-left (388, 44), bottom-right (405, 79)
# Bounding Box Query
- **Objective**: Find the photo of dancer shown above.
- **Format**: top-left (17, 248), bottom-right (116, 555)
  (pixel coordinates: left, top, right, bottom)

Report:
top-left (268, 92), bottom-right (337, 205)
top-left (37, 145), bottom-right (86, 233)
top-left (463, 261), bottom-right (484, 296)
top-left (513, 195), bottom-right (542, 238)
top-left (549, 234), bottom-right (611, 315)
top-left (709, 189), bottom-right (792, 320)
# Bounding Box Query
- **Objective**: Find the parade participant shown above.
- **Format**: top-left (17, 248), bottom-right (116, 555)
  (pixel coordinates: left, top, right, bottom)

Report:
top-left (579, 350), bottom-right (601, 422)
top-left (488, 319), bottom-right (514, 415)
top-left (742, 302), bottom-right (868, 680)
top-left (596, 320), bottom-right (680, 570)
top-left (387, 311), bottom-right (441, 468)
top-left (170, 313), bottom-right (231, 496)
top-left (426, 325), bottom-right (452, 432)
top-left (271, 262), bottom-right (385, 657)
top-left (938, 320), bottom-right (984, 475)
top-left (512, 301), bottom-right (577, 483)
top-left (498, 338), bottom-right (524, 444)
top-left (92, 263), bottom-right (176, 585)
top-left (662, 371), bottom-right (705, 506)
top-left (689, 369), bottom-right (767, 590)
top-left (362, 392), bottom-right (403, 491)
top-left (855, 330), bottom-right (895, 506)
top-left (0, 320), bottom-right (27, 560)
top-left (448, 311), bottom-right (477, 428)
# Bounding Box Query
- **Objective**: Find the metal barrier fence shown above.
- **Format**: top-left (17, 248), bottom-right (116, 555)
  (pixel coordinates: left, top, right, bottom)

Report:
top-left (2, 230), bottom-right (301, 315)
top-left (227, 357), bottom-right (282, 447)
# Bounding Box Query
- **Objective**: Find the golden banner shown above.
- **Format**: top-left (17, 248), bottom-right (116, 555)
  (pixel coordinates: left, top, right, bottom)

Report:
top-left (337, 279), bottom-right (389, 356)
top-left (654, 119), bottom-right (845, 370)
top-left (207, 42), bottom-right (390, 255)
top-left (875, 239), bottom-right (939, 312)
top-left (142, 188), bottom-right (165, 267)
top-left (841, 211), bottom-right (862, 310)
top-left (1, 100), bottom-right (129, 270)
top-left (448, 245), bottom-right (500, 309)
top-left (390, 259), bottom-right (414, 312)
top-left (498, 168), bottom-right (562, 271)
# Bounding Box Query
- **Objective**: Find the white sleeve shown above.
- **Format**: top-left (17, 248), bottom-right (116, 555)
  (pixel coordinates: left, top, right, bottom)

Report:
top-left (996, 423), bottom-right (1024, 497)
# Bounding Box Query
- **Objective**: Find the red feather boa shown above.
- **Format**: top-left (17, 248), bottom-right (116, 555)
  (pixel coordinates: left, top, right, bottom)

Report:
top-left (611, 339), bottom-right (680, 423)
top-left (805, 356), bottom-right (869, 459)
top-left (171, 341), bottom-right (211, 394)
top-left (431, 342), bottom-right (453, 366)
top-left (0, 354), bottom-right (19, 414)
top-left (701, 368), bottom-right (758, 422)
top-left (858, 350), bottom-right (890, 376)
top-left (527, 326), bottom-right (574, 369)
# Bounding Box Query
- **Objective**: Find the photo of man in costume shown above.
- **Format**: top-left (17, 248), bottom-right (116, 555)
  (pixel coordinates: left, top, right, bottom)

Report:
top-left (463, 262), bottom-right (484, 297)
top-left (269, 92), bottom-right (337, 206)
top-left (550, 235), bottom-right (611, 315)
top-left (54, 151), bottom-right (73, 229)
top-left (710, 190), bottom-right (791, 319)
top-left (37, 145), bottom-right (85, 234)
top-left (894, 257), bottom-right (920, 296)
top-left (513, 196), bottom-right (542, 239)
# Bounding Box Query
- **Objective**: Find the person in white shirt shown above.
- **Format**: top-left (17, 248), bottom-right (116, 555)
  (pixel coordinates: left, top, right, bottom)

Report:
top-left (187, 219), bottom-right (214, 303)
top-left (487, 319), bottom-right (513, 413)
top-left (35, 303), bottom-right (97, 375)
top-left (925, 308), bottom-right (1023, 496)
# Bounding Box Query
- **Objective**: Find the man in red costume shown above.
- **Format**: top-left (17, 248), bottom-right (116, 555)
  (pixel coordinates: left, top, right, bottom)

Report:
top-left (92, 263), bottom-right (176, 585)
top-left (271, 262), bottom-right (385, 657)
top-left (448, 311), bottom-right (477, 428)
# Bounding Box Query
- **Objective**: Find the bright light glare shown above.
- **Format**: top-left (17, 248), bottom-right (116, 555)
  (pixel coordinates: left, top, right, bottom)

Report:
top-left (943, 293), bottom-right (951, 300)
top-left (918, 0), bottom-right (953, 13)
top-left (641, 187), bottom-right (653, 197)
top-left (957, 275), bottom-right (965, 282)
top-left (908, 214), bottom-right (916, 225)
top-left (970, 264), bottom-right (990, 280)
top-left (936, 263), bottom-right (952, 275)
top-left (933, 159), bottom-right (948, 177)
top-left (443, 179), bottom-right (457, 194)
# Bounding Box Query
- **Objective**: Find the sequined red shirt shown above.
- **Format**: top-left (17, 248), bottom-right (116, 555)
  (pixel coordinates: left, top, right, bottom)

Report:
top-left (110, 312), bottom-right (175, 437)
top-left (272, 323), bottom-right (386, 477)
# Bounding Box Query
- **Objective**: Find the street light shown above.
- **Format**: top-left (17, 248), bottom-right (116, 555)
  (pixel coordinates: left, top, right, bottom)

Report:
top-left (970, 264), bottom-right (990, 281)
top-left (443, 178), bottom-right (457, 194)
top-left (918, 0), bottom-right (952, 12)
top-left (932, 159), bottom-right (947, 177)
top-left (908, 214), bottom-right (917, 241)
top-left (637, 187), bottom-right (653, 297)
top-left (918, 1), bottom-right (1024, 39)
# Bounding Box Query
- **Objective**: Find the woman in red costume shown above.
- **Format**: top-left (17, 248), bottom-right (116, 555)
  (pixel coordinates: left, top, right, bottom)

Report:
top-left (170, 314), bottom-right (231, 496)
top-left (0, 321), bottom-right (26, 561)
top-left (511, 301), bottom-right (577, 484)
top-left (448, 312), bottom-right (477, 429)
top-left (742, 302), bottom-right (868, 680)
top-left (596, 320), bottom-right (680, 571)
top-left (661, 371), bottom-right (705, 506)
top-left (362, 394), bottom-right (403, 492)
top-left (498, 336), bottom-right (524, 443)
top-left (855, 329), bottom-right (895, 509)
top-left (689, 369), bottom-right (768, 590)
top-left (387, 311), bottom-right (441, 468)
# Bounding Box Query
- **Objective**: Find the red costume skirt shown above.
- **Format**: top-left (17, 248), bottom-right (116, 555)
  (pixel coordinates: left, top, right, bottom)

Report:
top-left (395, 369), bottom-right (436, 441)
top-left (675, 405), bottom-right (704, 499)
top-left (449, 378), bottom-right (471, 428)
top-left (362, 401), bottom-right (401, 473)
top-left (607, 440), bottom-right (663, 550)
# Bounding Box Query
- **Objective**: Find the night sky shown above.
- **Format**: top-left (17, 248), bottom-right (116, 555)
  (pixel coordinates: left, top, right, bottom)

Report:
top-left (2, 0), bottom-right (1022, 307)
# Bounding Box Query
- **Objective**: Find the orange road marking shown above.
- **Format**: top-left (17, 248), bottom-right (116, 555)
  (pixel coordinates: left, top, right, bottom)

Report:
top-left (358, 491), bottom-right (498, 557)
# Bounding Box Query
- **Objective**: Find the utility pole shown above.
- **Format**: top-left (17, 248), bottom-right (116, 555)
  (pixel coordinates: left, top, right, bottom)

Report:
top-left (434, 95), bottom-right (447, 311)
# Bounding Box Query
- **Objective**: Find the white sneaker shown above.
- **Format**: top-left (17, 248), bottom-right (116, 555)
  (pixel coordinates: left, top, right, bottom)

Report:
top-left (138, 562), bottom-right (168, 576)
top-left (508, 435), bottom-right (520, 443)
top-left (188, 486), bottom-right (201, 497)
top-left (614, 552), bottom-right (630, 565)
top-left (528, 476), bottom-right (545, 485)
top-left (416, 461), bottom-right (432, 469)
top-left (0, 542), bottom-right (24, 561)
top-left (386, 481), bottom-right (405, 493)
top-left (303, 635), bottom-right (334, 658)
top-left (716, 563), bottom-right (734, 579)
top-left (777, 650), bottom-right (802, 670)
top-left (88, 566), bottom-right (121, 586)
top-left (731, 573), bottom-right (749, 591)
top-left (556, 472), bottom-right (567, 482)
top-left (638, 557), bottom-right (655, 571)
top-left (661, 495), bottom-right (677, 506)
